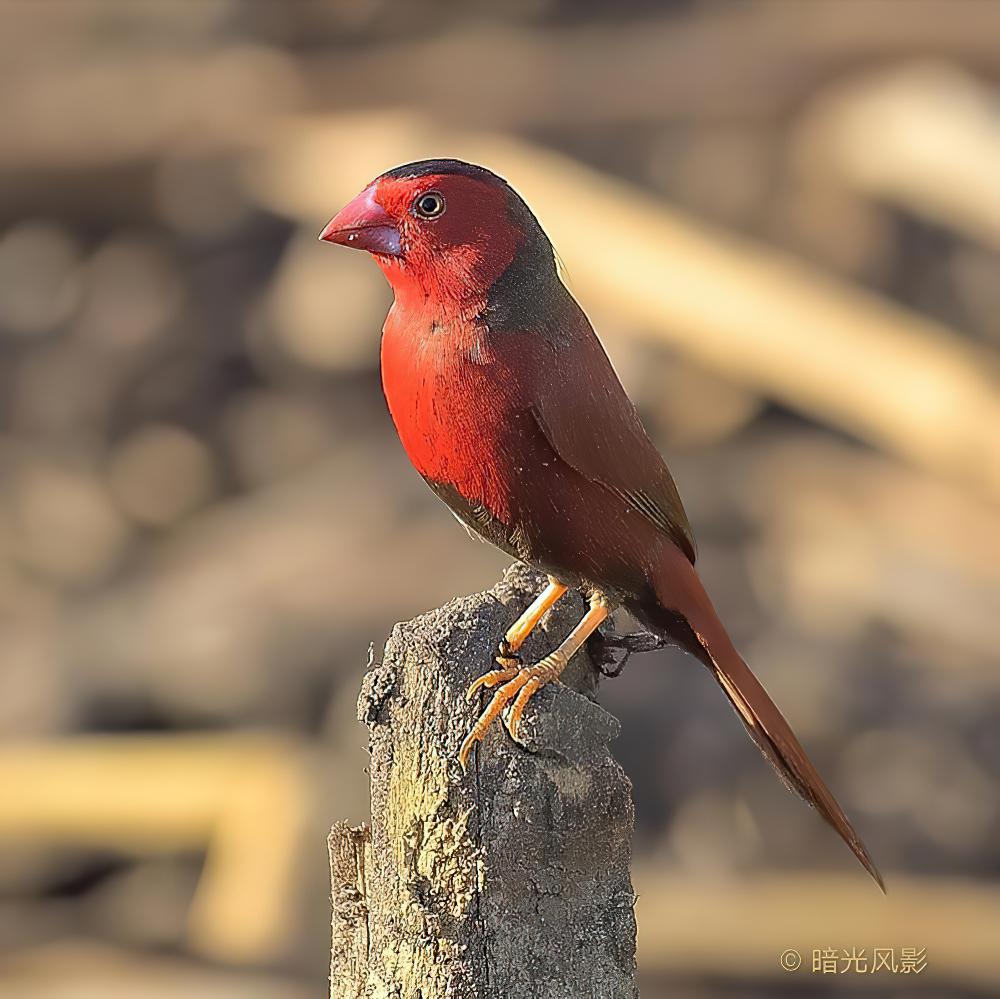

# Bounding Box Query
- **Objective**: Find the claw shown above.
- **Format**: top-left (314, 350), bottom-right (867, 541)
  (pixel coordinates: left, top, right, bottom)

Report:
top-left (458, 669), bottom-right (531, 771)
top-left (458, 652), bottom-right (569, 768)
top-left (507, 677), bottom-right (543, 740)
top-left (465, 662), bottom-right (520, 703)
top-left (497, 638), bottom-right (521, 662)
top-left (458, 731), bottom-right (477, 772)
top-left (458, 597), bottom-right (609, 773)
top-left (507, 652), bottom-right (565, 739)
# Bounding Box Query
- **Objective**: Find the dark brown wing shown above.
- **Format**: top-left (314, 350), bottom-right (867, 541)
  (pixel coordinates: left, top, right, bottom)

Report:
top-left (530, 312), bottom-right (696, 563)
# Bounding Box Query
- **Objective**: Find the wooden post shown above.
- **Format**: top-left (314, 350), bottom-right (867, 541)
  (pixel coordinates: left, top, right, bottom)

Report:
top-left (329, 564), bottom-right (639, 998)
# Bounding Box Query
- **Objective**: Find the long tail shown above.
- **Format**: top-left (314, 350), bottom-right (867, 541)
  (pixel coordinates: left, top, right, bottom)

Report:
top-left (633, 548), bottom-right (885, 892)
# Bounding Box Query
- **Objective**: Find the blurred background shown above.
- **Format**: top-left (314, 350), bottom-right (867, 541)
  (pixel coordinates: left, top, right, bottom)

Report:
top-left (1, 1), bottom-right (999, 996)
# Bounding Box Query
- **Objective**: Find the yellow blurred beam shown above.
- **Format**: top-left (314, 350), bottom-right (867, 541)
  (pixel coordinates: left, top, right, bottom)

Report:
top-left (244, 113), bottom-right (1000, 501)
top-left (749, 435), bottom-right (1000, 660)
top-left (7, 1), bottom-right (1000, 172)
top-left (634, 867), bottom-right (1000, 990)
top-left (0, 941), bottom-right (312, 999)
top-left (794, 62), bottom-right (1000, 247)
top-left (300, 2), bottom-right (1000, 127)
top-left (0, 735), bottom-right (313, 963)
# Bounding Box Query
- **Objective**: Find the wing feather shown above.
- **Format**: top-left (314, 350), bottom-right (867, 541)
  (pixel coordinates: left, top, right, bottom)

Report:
top-left (529, 316), bottom-right (696, 563)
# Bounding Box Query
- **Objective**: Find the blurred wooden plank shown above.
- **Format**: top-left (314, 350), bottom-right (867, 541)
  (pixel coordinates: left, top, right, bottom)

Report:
top-left (634, 867), bottom-right (1000, 990)
top-left (0, 736), bottom-right (313, 963)
top-left (302, 1), bottom-right (1000, 126)
top-left (244, 113), bottom-right (1000, 502)
top-left (795, 62), bottom-right (1000, 247)
top-left (743, 435), bottom-right (1000, 661)
top-left (4, 2), bottom-right (1000, 175)
top-left (0, 46), bottom-right (304, 171)
top-left (0, 940), bottom-right (311, 999)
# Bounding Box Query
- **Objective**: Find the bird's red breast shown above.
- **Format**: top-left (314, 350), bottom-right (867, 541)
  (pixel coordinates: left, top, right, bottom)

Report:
top-left (380, 310), bottom-right (520, 523)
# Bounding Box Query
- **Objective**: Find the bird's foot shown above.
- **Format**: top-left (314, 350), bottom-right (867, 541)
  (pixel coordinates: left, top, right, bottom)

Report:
top-left (465, 655), bottom-right (521, 701)
top-left (458, 649), bottom-right (569, 771)
top-left (589, 628), bottom-right (673, 677)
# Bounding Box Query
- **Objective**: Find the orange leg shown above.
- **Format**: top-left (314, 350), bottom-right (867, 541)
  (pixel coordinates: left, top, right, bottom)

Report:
top-left (466, 577), bottom-right (568, 702)
top-left (459, 594), bottom-right (609, 771)
top-left (502, 577), bottom-right (568, 655)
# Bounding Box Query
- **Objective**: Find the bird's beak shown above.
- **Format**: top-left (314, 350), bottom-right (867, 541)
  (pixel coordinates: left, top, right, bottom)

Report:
top-left (319, 185), bottom-right (401, 257)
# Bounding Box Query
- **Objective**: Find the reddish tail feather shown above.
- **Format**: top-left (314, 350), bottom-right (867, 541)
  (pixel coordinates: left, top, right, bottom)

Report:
top-left (633, 548), bottom-right (885, 892)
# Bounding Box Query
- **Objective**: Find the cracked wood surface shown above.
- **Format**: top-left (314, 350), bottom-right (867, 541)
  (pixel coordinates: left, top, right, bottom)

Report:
top-left (329, 563), bottom-right (639, 998)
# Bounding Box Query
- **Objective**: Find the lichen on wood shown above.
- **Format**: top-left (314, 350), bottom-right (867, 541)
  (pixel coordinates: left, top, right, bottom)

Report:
top-left (330, 563), bottom-right (639, 998)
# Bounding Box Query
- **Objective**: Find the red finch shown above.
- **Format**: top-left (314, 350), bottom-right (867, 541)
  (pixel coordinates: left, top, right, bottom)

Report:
top-left (321, 159), bottom-right (883, 889)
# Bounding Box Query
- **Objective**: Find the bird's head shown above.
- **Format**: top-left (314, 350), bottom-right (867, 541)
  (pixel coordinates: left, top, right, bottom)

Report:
top-left (319, 159), bottom-right (556, 314)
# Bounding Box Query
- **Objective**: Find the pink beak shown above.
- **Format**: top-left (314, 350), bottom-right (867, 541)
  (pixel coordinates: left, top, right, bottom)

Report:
top-left (319, 185), bottom-right (401, 257)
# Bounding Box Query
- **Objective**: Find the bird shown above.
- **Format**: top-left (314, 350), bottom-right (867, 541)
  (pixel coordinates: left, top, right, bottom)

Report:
top-left (320, 158), bottom-right (884, 890)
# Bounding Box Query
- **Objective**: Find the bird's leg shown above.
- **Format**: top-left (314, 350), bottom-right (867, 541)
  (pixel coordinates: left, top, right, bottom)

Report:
top-left (501, 576), bottom-right (569, 657)
top-left (466, 577), bottom-right (568, 700)
top-left (459, 593), bottom-right (609, 771)
top-left (506, 597), bottom-right (609, 737)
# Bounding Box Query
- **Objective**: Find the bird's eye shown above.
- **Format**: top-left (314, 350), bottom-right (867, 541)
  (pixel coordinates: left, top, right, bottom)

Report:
top-left (412, 191), bottom-right (446, 220)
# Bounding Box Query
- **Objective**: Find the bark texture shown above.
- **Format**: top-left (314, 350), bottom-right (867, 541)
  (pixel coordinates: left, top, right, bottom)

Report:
top-left (329, 563), bottom-right (639, 999)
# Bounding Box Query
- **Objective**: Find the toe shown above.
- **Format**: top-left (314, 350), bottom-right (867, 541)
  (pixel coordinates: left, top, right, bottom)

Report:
top-left (466, 664), bottom-right (520, 702)
top-left (507, 677), bottom-right (543, 740)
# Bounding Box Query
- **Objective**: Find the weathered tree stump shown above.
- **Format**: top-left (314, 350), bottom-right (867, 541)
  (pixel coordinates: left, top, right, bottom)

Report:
top-left (329, 563), bottom-right (639, 999)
